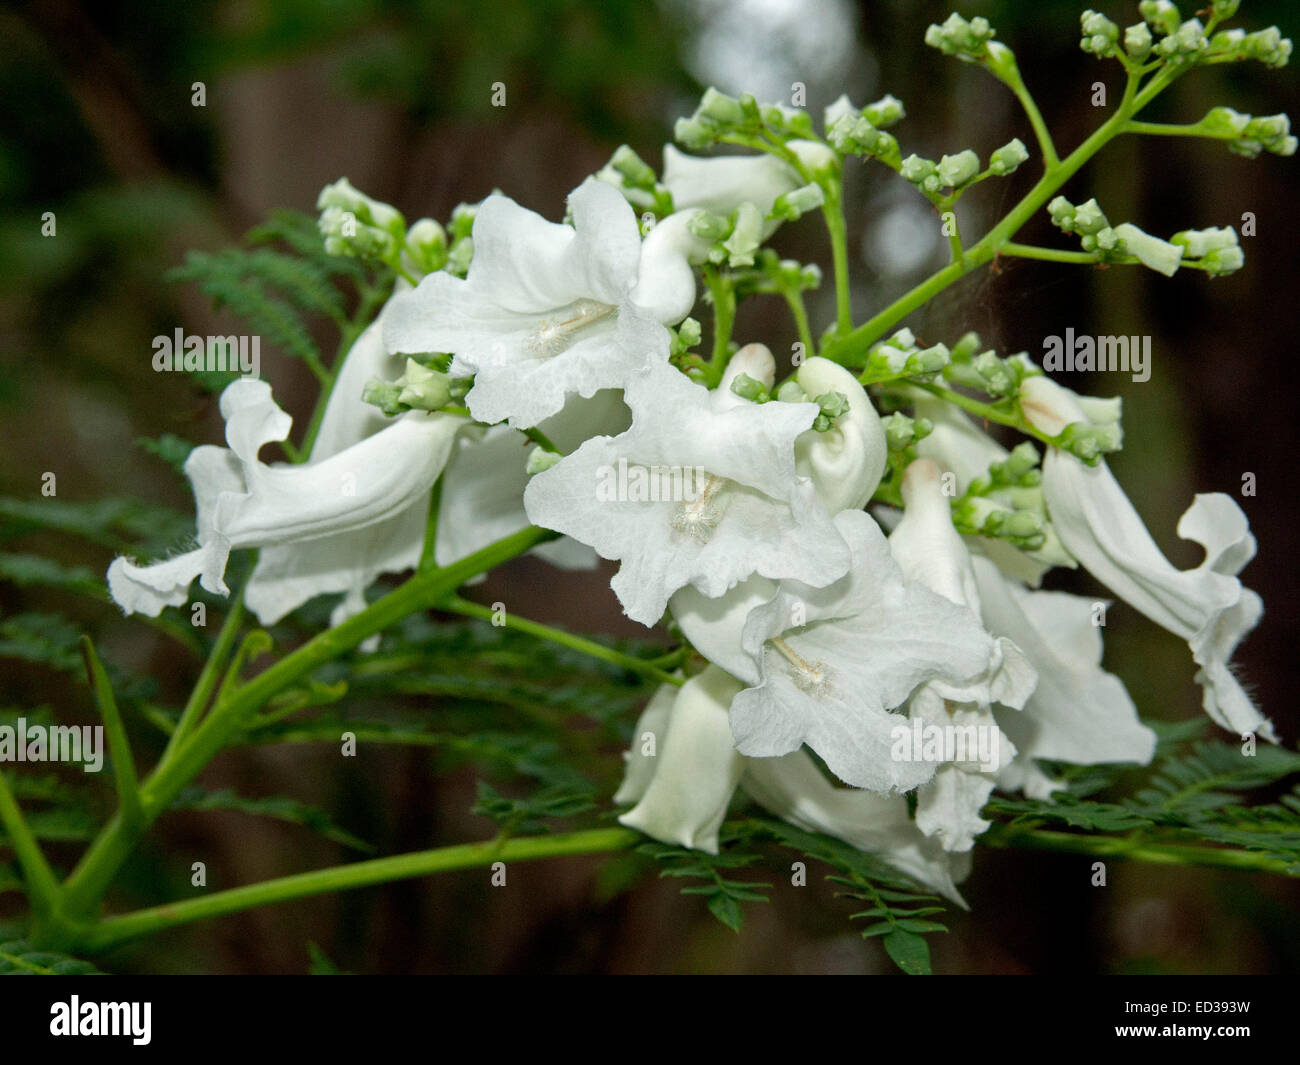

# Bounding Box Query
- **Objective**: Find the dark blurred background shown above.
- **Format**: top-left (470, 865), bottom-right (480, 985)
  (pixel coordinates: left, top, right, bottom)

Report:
top-left (1, 0), bottom-right (1297, 973)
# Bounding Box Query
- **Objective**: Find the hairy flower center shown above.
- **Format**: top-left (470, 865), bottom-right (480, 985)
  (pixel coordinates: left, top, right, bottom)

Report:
top-left (669, 472), bottom-right (728, 543)
top-left (526, 299), bottom-right (617, 358)
top-left (769, 637), bottom-right (832, 697)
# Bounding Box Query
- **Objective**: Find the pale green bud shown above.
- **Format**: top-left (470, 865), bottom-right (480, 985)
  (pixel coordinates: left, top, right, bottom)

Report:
top-left (863, 94), bottom-right (906, 128)
top-left (938, 149), bottom-right (980, 187)
top-left (526, 447), bottom-right (563, 475)
top-left (403, 218), bottom-right (448, 276)
top-left (771, 183), bottom-right (825, 221)
top-left (1124, 22), bottom-right (1154, 59)
top-left (1114, 222), bottom-right (1183, 276)
top-left (1139, 0), bottom-right (1181, 38)
top-left (729, 372), bottom-right (769, 403)
top-left (989, 138), bottom-right (1029, 175)
top-left (775, 380), bottom-right (809, 404)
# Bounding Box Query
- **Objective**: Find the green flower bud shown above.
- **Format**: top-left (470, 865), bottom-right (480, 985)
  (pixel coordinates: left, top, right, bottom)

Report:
top-left (1072, 198), bottom-right (1110, 235)
top-left (771, 183), bottom-right (825, 221)
top-left (729, 372), bottom-right (770, 403)
top-left (687, 209), bottom-right (732, 242)
top-left (317, 178), bottom-right (404, 235)
top-left (1201, 245), bottom-right (1245, 276)
top-left (609, 145), bottom-right (658, 189)
top-left (698, 87), bottom-right (746, 127)
top-left (1211, 0), bottom-right (1240, 18)
top-left (1156, 18), bottom-right (1207, 58)
top-left (403, 218), bottom-right (448, 276)
top-left (882, 412), bottom-right (918, 451)
top-left (775, 380), bottom-right (809, 404)
top-left (1114, 222), bottom-right (1183, 276)
top-left (925, 12), bottom-right (997, 59)
top-left (1048, 195), bottom-right (1076, 230)
top-left (1124, 22), bottom-right (1154, 58)
top-left (361, 378), bottom-right (405, 417)
top-left (989, 138), bottom-right (1029, 175)
top-left (674, 116), bottom-right (715, 150)
top-left (938, 149), bottom-right (981, 187)
top-left (950, 331), bottom-right (982, 362)
top-left (899, 154), bottom-right (937, 185)
top-left (1241, 27), bottom-right (1292, 69)
top-left (446, 236), bottom-right (473, 277)
top-left (671, 317), bottom-right (702, 356)
top-left (1081, 11), bottom-right (1119, 40)
top-left (815, 391), bottom-right (851, 420)
top-left (1139, 0), bottom-right (1181, 38)
top-left (525, 447), bottom-right (563, 475)
top-left (1170, 226), bottom-right (1237, 258)
top-left (863, 94), bottom-right (906, 128)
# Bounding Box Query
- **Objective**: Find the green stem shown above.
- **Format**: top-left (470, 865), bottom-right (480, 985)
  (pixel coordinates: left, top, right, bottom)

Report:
top-left (983, 823), bottom-right (1297, 875)
top-left (55, 525), bottom-right (557, 923)
top-left (0, 769), bottom-right (61, 921)
top-left (820, 180), bottom-right (854, 337)
top-left (779, 284), bottom-right (815, 357)
top-left (1000, 242), bottom-right (1103, 264)
top-left (163, 593), bottom-right (246, 757)
top-left (80, 828), bottom-right (639, 951)
top-left (703, 266), bottom-right (735, 379)
top-left (440, 595), bottom-right (684, 688)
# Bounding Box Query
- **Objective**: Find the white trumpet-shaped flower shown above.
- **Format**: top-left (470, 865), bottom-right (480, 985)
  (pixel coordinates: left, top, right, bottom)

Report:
top-left (725, 507), bottom-right (1029, 793)
top-left (107, 376), bottom-right (462, 619)
top-left (1020, 375), bottom-right (1271, 740)
top-left (384, 179), bottom-right (701, 429)
top-left (523, 354), bottom-right (850, 626)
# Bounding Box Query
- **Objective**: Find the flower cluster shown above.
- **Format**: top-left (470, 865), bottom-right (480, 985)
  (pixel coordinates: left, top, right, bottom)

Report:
top-left (105, 3), bottom-right (1288, 902)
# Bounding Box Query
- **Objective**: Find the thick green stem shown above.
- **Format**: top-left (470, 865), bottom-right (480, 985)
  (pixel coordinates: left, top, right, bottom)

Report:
top-left (440, 595), bottom-right (684, 688)
top-left (703, 266), bottom-right (735, 379)
top-left (80, 828), bottom-right (639, 951)
top-left (54, 524), bottom-right (557, 923)
top-left (164, 593), bottom-right (245, 755)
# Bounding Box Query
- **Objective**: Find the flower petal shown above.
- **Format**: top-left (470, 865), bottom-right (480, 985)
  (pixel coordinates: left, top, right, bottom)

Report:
top-left (618, 667), bottom-right (745, 854)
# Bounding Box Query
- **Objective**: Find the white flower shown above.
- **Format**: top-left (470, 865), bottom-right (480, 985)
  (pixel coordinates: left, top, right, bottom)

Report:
top-left (617, 672), bottom-right (969, 901)
top-left (971, 555), bottom-right (1157, 776)
top-left (1021, 375), bottom-right (1272, 740)
top-left (523, 357), bottom-right (850, 626)
top-left (384, 179), bottom-right (701, 429)
top-left (725, 508), bottom-right (1028, 793)
top-left (107, 375), bottom-right (462, 619)
top-left (617, 667), bottom-right (745, 853)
